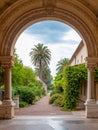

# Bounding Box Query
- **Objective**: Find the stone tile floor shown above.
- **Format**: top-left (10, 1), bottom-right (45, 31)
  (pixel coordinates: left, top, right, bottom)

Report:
top-left (0, 114), bottom-right (98, 130)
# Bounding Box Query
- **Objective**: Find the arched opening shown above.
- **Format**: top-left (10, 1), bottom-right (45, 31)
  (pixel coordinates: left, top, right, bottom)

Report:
top-left (14, 20), bottom-right (83, 116)
top-left (0, 0), bottom-right (98, 119)
top-left (15, 20), bottom-right (82, 76)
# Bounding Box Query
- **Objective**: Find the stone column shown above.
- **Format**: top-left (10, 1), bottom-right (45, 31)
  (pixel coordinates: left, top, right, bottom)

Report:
top-left (4, 68), bottom-right (11, 100)
top-left (3, 67), bottom-right (12, 103)
top-left (86, 63), bottom-right (96, 103)
top-left (0, 56), bottom-right (15, 119)
top-left (85, 57), bottom-right (98, 118)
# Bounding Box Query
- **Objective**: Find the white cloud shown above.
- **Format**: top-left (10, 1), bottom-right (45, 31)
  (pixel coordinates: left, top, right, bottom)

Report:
top-left (15, 29), bottom-right (81, 77)
top-left (15, 32), bottom-right (42, 69)
top-left (47, 43), bottom-right (79, 77)
top-left (62, 30), bottom-right (81, 42)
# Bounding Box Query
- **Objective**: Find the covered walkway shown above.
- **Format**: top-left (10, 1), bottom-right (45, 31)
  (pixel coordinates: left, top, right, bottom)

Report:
top-left (0, 0), bottom-right (98, 119)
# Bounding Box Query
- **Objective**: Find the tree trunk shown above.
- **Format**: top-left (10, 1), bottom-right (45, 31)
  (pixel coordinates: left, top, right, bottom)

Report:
top-left (39, 60), bottom-right (43, 81)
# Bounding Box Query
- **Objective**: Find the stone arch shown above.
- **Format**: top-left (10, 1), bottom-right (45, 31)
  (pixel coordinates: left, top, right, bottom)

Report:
top-left (0, 0), bottom-right (98, 57)
top-left (0, 0), bottom-right (98, 119)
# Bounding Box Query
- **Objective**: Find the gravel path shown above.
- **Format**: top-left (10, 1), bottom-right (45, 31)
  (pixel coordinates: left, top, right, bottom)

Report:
top-left (15, 94), bottom-right (72, 116)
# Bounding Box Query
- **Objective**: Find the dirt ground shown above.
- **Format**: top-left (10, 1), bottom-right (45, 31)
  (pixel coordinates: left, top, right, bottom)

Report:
top-left (15, 94), bottom-right (72, 116)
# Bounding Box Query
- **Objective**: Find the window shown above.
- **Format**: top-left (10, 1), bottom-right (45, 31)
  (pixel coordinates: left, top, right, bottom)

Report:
top-left (81, 55), bottom-right (83, 63)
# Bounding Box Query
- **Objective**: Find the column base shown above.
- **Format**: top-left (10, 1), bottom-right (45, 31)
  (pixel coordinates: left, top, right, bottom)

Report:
top-left (85, 99), bottom-right (95, 104)
top-left (0, 100), bottom-right (15, 119)
top-left (85, 100), bottom-right (98, 118)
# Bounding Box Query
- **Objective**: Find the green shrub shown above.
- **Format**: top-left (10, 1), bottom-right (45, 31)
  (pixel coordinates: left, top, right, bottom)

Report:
top-left (12, 86), bottom-right (36, 105)
top-left (41, 89), bottom-right (46, 96)
top-left (12, 84), bottom-right (46, 107)
top-left (12, 87), bottom-right (18, 97)
top-left (19, 88), bottom-right (35, 104)
top-left (54, 96), bottom-right (64, 107)
top-left (49, 93), bottom-right (59, 104)
top-left (35, 96), bottom-right (40, 101)
top-left (19, 101), bottom-right (29, 107)
top-left (28, 82), bottom-right (46, 97)
top-left (50, 90), bottom-right (58, 96)
top-left (49, 93), bottom-right (64, 107)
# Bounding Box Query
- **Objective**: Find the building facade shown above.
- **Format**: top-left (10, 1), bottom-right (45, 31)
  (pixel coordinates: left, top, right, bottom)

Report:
top-left (69, 41), bottom-right (87, 66)
top-left (69, 41), bottom-right (98, 104)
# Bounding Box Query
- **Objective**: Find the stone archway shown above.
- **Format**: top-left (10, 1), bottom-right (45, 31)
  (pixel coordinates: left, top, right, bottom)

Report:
top-left (0, 0), bottom-right (98, 119)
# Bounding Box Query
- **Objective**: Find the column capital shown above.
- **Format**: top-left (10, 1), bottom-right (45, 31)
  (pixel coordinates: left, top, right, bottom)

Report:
top-left (85, 57), bottom-right (98, 70)
top-left (0, 56), bottom-right (14, 69)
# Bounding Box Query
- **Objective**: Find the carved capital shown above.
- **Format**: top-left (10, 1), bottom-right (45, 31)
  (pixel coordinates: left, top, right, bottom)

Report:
top-left (85, 57), bottom-right (98, 71)
top-left (0, 56), bottom-right (14, 69)
top-left (43, 0), bottom-right (56, 16)
top-left (86, 63), bottom-right (97, 71)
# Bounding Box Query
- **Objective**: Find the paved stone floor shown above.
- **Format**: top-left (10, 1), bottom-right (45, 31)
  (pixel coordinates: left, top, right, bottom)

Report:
top-left (15, 94), bottom-right (72, 116)
top-left (1, 95), bottom-right (98, 130)
top-left (0, 114), bottom-right (98, 130)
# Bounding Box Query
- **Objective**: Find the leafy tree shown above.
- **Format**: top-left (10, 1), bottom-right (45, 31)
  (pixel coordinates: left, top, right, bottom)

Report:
top-left (42, 66), bottom-right (53, 89)
top-left (52, 73), bottom-right (64, 93)
top-left (12, 50), bottom-right (23, 86)
top-left (56, 58), bottom-right (69, 74)
top-left (30, 43), bottom-right (51, 80)
top-left (35, 65), bottom-right (53, 89)
top-left (12, 49), bottom-right (39, 87)
top-left (22, 66), bottom-right (36, 86)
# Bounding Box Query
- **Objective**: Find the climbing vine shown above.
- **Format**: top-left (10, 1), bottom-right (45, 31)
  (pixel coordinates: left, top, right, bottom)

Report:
top-left (62, 64), bottom-right (87, 110)
top-left (51, 63), bottom-right (98, 111)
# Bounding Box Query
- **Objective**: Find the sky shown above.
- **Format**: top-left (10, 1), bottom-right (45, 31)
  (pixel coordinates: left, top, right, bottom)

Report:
top-left (15, 20), bottom-right (81, 77)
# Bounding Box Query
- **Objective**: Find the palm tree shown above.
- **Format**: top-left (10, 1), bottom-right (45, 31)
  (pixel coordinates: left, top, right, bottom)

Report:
top-left (56, 58), bottom-right (69, 74)
top-left (35, 65), bottom-right (53, 89)
top-left (30, 43), bottom-right (51, 80)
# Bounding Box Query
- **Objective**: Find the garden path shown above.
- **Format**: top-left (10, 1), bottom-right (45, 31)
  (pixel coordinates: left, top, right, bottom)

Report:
top-left (15, 94), bottom-right (72, 116)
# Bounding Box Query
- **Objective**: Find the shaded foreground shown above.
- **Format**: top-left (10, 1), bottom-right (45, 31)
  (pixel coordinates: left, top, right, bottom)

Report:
top-left (0, 115), bottom-right (98, 130)
top-left (15, 94), bottom-right (72, 116)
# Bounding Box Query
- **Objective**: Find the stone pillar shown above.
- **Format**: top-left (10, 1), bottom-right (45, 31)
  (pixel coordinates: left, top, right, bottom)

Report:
top-left (86, 63), bottom-right (95, 103)
top-left (4, 68), bottom-right (12, 101)
top-left (0, 56), bottom-right (15, 119)
top-left (85, 57), bottom-right (98, 118)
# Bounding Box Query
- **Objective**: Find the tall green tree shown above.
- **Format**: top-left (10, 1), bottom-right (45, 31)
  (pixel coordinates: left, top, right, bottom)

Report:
top-left (12, 49), bottom-right (23, 86)
top-left (35, 65), bottom-right (53, 89)
top-left (12, 49), bottom-right (41, 87)
top-left (22, 66), bottom-right (37, 86)
top-left (56, 58), bottom-right (69, 74)
top-left (30, 43), bottom-right (51, 80)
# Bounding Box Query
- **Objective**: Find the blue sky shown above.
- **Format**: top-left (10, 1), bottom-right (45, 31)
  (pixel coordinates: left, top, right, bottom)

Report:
top-left (15, 20), bottom-right (81, 77)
